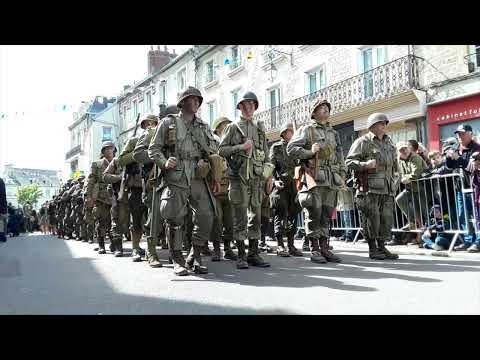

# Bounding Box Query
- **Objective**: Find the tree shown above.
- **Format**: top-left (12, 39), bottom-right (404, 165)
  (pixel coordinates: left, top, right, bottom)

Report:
top-left (17, 184), bottom-right (43, 207)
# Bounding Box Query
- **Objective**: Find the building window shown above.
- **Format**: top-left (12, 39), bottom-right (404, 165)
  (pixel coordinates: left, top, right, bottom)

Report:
top-left (231, 90), bottom-right (240, 119)
top-left (159, 81), bottom-right (167, 104)
top-left (305, 65), bottom-right (326, 95)
top-left (178, 68), bottom-right (187, 92)
top-left (207, 101), bottom-right (216, 127)
top-left (146, 91), bottom-right (152, 113)
top-left (359, 46), bottom-right (387, 99)
top-left (230, 46), bottom-right (241, 70)
top-left (268, 88), bottom-right (281, 129)
top-left (206, 60), bottom-right (216, 83)
top-left (102, 127), bottom-right (112, 141)
top-left (133, 100), bottom-right (138, 117)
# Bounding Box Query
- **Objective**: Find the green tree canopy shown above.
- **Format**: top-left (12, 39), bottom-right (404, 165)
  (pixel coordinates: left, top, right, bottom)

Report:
top-left (17, 184), bottom-right (43, 207)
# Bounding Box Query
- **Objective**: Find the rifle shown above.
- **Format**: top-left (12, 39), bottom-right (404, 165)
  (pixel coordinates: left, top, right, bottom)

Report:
top-left (118, 113), bottom-right (141, 201)
top-left (294, 125), bottom-right (319, 191)
top-left (353, 169), bottom-right (369, 193)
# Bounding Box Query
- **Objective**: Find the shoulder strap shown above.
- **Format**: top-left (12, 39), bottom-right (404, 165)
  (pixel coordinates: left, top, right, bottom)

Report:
top-left (190, 122), bottom-right (213, 156)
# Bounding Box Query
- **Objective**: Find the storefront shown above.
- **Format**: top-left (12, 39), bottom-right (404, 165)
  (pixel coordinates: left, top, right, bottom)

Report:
top-left (427, 92), bottom-right (480, 150)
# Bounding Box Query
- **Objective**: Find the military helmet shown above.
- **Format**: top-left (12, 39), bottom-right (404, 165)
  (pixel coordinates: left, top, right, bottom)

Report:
top-left (310, 99), bottom-right (332, 119)
top-left (212, 117), bottom-right (232, 134)
top-left (101, 140), bottom-right (117, 154)
top-left (159, 104), bottom-right (179, 119)
top-left (236, 91), bottom-right (259, 110)
top-left (140, 114), bottom-right (159, 129)
top-left (367, 113), bottom-right (389, 129)
top-left (280, 123), bottom-right (294, 137)
top-left (77, 175), bottom-right (86, 182)
top-left (177, 86), bottom-right (203, 108)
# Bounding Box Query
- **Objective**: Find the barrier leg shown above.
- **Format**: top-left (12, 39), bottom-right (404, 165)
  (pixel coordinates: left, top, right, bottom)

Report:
top-left (448, 232), bottom-right (460, 254)
top-left (352, 229), bottom-right (361, 244)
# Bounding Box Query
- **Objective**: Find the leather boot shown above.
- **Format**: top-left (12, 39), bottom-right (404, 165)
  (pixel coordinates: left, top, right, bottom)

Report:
top-left (160, 237), bottom-right (169, 250)
top-left (131, 231), bottom-right (143, 262)
top-left (186, 245), bottom-right (208, 274)
top-left (287, 234), bottom-right (303, 257)
top-left (146, 235), bottom-right (162, 267)
top-left (167, 225), bottom-right (188, 276)
top-left (212, 240), bottom-right (222, 262)
top-left (310, 237), bottom-right (327, 263)
top-left (367, 239), bottom-right (386, 260)
top-left (223, 240), bottom-right (238, 261)
top-left (275, 235), bottom-right (290, 257)
top-left (97, 237), bottom-right (106, 254)
top-left (247, 239), bottom-right (270, 267)
top-left (320, 237), bottom-right (341, 262)
top-left (259, 234), bottom-right (272, 253)
top-left (114, 237), bottom-right (123, 257)
top-left (377, 239), bottom-right (399, 260)
top-left (302, 236), bottom-right (310, 251)
top-left (109, 238), bottom-right (116, 253)
top-left (236, 240), bottom-right (249, 269)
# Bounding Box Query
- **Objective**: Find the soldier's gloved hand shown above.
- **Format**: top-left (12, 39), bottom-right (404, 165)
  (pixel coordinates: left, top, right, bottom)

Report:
top-left (311, 143), bottom-right (322, 154)
top-left (165, 157), bottom-right (177, 170)
top-left (242, 139), bottom-right (253, 152)
top-left (274, 180), bottom-right (284, 190)
top-left (364, 159), bottom-right (376, 169)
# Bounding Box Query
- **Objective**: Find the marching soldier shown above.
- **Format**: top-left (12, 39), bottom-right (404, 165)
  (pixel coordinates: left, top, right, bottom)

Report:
top-left (71, 176), bottom-right (86, 241)
top-left (270, 123), bottom-right (303, 257)
top-left (56, 185), bottom-right (67, 239)
top-left (62, 180), bottom-right (77, 239)
top-left (218, 91), bottom-right (274, 269)
top-left (23, 202), bottom-right (33, 233)
top-left (286, 99), bottom-right (345, 263)
top-left (149, 87), bottom-right (217, 276)
top-left (210, 116), bottom-right (238, 262)
top-left (133, 106), bottom-right (178, 268)
top-left (86, 141), bottom-right (115, 254)
top-left (83, 181), bottom-right (95, 244)
top-left (345, 113), bottom-right (400, 260)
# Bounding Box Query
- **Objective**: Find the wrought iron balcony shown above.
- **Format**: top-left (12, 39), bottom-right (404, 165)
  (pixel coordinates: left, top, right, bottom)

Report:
top-left (65, 145), bottom-right (82, 160)
top-left (254, 55), bottom-right (423, 132)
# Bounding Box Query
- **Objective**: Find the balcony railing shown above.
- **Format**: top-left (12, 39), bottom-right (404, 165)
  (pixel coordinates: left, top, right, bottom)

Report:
top-left (254, 55), bottom-right (422, 132)
top-left (65, 145), bottom-right (82, 160)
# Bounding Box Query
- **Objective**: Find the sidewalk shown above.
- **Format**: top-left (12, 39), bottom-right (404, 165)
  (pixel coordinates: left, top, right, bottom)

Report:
top-left (329, 238), bottom-right (480, 259)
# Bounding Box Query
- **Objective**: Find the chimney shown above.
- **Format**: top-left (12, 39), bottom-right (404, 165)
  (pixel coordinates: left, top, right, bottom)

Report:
top-left (148, 45), bottom-right (177, 75)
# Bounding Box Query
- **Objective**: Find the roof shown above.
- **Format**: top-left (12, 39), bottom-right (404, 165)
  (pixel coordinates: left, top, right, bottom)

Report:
top-left (4, 167), bottom-right (61, 188)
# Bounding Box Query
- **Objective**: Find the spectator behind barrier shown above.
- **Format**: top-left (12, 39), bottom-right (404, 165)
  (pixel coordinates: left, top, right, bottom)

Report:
top-left (445, 124), bottom-right (480, 252)
top-left (408, 139), bottom-right (430, 166)
top-left (466, 151), bottom-right (480, 252)
top-left (421, 205), bottom-right (459, 251)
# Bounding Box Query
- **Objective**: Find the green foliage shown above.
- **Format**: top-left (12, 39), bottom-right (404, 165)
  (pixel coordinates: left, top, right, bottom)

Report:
top-left (17, 184), bottom-right (43, 206)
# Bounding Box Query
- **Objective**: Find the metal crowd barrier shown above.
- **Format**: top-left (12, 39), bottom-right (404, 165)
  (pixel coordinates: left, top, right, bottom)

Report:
top-left (321, 172), bottom-right (477, 254)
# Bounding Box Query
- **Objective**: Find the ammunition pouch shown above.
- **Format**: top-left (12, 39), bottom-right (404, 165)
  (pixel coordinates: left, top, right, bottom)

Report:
top-left (195, 158), bottom-right (211, 179)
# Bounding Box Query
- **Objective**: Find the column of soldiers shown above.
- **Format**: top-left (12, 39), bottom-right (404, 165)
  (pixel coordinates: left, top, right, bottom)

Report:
top-left (48, 87), bottom-right (401, 276)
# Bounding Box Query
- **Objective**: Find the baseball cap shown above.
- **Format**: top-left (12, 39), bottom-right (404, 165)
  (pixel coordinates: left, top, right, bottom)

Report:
top-left (454, 124), bottom-right (473, 134)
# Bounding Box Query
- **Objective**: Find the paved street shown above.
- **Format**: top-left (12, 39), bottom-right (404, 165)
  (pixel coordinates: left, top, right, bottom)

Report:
top-left (1, 232), bottom-right (480, 315)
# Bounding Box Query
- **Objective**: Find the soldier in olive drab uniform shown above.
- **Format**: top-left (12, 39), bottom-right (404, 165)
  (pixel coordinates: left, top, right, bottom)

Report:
top-left (63, 180), bottom-right (77, 239)
top-left (345, 113), bottom-right (400, 260)
top-left (286, 99), bottom-right (345, 263)
top-left (148, 87), bottom-right (216, 276)
top-left (134, 108), bottom-right (177, 267)
top-left (23, 202), bottom-right (33, 233)
top-left (82, 182), bottom-right (95, 244)
top-left (210, 116), bottom-right (238, 262)
top-left (270, 123), bottom-right (303, 257)
top-left (218, 91), bottom-right (274, 269)
top-left (86, 141), bottom-right (115, 254)
top-left (71, 176), bottom-right (86, 241)
top-left (56, 186), bottom-right (66, 238)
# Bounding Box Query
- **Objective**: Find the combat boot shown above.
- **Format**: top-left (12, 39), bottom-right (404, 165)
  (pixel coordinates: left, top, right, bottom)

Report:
top-left (109, 240), bottom-right (116, 253)
top-left (236, 240), bottom-right (249, 269)
top-left (275, 235), bottom-right (290, 257)
top-left (223, 240), bottom-right (238, 261)
top-left (160, 237), bottom-right (169, 250)
top-left (212, 240), bottom-right (222, 262)
top-left (302, 236), bottom-right (310, 251)
top-left (320, 237), bottom-right (342, 263)
top-left (258, 234), bottom-right (272, 253)
top-left (167, 225), bottom-right (188, 276)
top-left (367, 239), bottom-right (386, 260)
top-left (146, 236), bottom-right (162, 267)
top-left (147, 254), bottom-right (162, 268)
top-left (202, 245), bottom-right (213, 256)
top-left (186, 245), bottom-right (208, 274)
top-left (247, 239), bottom-right (270, 267)
top-left (377, 239), bottom-right (399, 260)
top-left (287, 234), bottom-right (303, 257)
top-left (114, 237), bottom-right (123, 257)
top-left (131, 231), bottom-right (143, 262)
top-left (97, 237), bottom-right (106, 254)
top-left (310, 238), bottom-right (327, 264)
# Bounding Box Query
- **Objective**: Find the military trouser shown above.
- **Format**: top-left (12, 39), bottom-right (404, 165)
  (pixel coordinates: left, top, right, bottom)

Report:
top-left (111, 195), bottom-right (129, 251)
top-left (74, 206), bottom-right (84, 239)
top-left (84, 207), bottom-right (95, 242)
top-left (128, 187), bottom-right (145, 249)
top-left (64, 207), bottom-right (74, 237)
top-left (94, 201), bottom-right (112, 249)
top-left (24, 217), bottom-right (32, 232)
top-left (183, 206), bottom-right (194, 251)
top-left (144, 187), bottom-right (166, 259)
top-left (229, 177), bottom-right (263, 242)
top-left (57, 211), bottom-right (65, 237)
top-left (270, 179), bottom-right (301, 239)
top-left (297, 186), bottom-right (337, 239)
top-left (211, 193), bottom-right (234, 246)
top-left (356, 193), bottom-right (394, 244)
top-left (159, 179), bottom-right (214, 251)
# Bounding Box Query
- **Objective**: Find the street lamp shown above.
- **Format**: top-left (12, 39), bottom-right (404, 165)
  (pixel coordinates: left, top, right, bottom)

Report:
top-left (269, 63), bottom-right (278, 82)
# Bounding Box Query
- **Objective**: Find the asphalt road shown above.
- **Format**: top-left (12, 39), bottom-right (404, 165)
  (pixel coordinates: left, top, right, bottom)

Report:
top-left (1, 233), bottom-right (479, 315)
